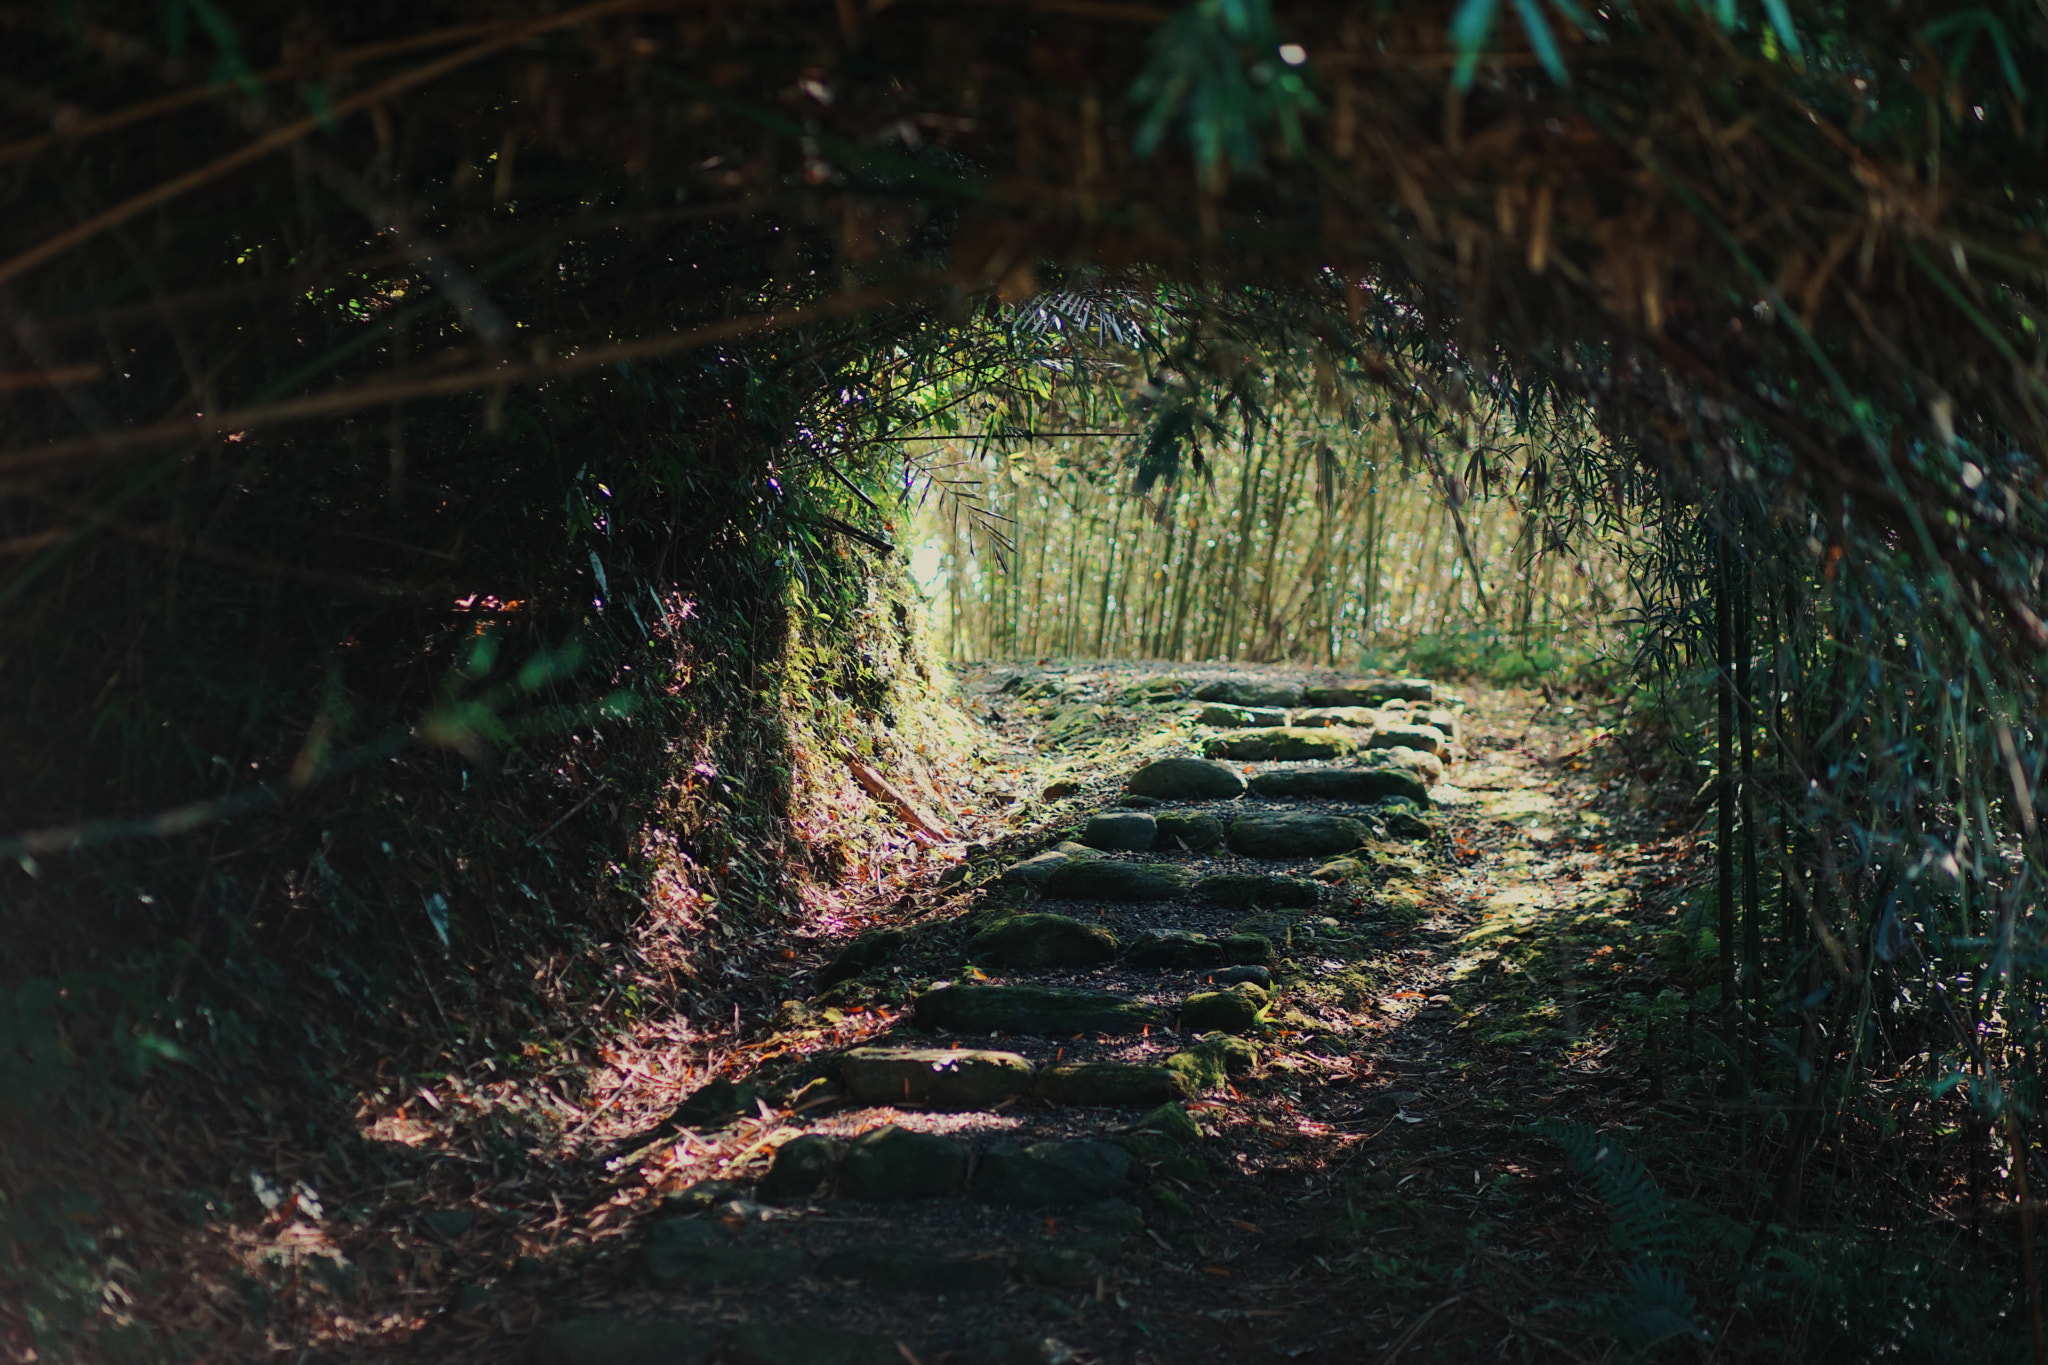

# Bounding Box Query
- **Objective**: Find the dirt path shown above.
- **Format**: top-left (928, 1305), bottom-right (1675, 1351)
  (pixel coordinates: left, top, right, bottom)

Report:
top-left (426, 665), bottom-right (1655, 1365)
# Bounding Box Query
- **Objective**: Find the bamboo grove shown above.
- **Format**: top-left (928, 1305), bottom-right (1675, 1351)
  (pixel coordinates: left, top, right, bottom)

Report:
top-left (7, 0), bottom-right (2048, 1354)
top-left (913, 383), bottom-right (1624, 673)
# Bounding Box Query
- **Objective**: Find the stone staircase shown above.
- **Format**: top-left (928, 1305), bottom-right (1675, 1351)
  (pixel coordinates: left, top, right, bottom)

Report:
top-left (529, 677), bottom-right (1452, 1365)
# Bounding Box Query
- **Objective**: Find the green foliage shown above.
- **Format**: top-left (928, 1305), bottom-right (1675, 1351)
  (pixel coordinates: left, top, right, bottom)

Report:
top-left (1541, 1121), bottom-right (1711, 1352)
top-left (1130, 0), bottom-right (1320, 181)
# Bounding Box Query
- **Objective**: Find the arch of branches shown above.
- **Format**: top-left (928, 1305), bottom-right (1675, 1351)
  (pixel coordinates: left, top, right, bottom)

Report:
top-left (3, 0), bottom-right (2047, 1340)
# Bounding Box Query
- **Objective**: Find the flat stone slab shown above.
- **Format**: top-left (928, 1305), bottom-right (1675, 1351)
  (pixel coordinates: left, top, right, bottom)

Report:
top-left (840, 1125), bottom-right (970, 1201)
top-left (529, 1315), bottom-right (718, 1365)
top-left (1367, 723), bottom-right (1448, 757)
top-left (810, 1246), bottom-right (1009, 1295)
top-left (840, 1047), bottom-right (1035, 1110)
top-left (1196, 702), bottom-right (1289, 728)
top-left (1227, 810), bottom-right (1369, 858)
top-left (640, 1220), bottom-right (804, 1289)
top-left (1179, 983), bottom-right (1271, 1035)
top-left (1194, 872), bottom-right (1322, 908)
top-left (1124, 929), bottom-right (1224, 969)
top-left (914, 984), bottom-right (1167, 1036)
top-left (1127, 756), bottom-right (1247, 801)
top-left (976, 1139), bottom-right (1135, 1206)
top-left (1153, 810), bottom-right (1224, 849)
top-left (1304, 677), bottom-right (1435, 706)
top-left (1248, 765), bottom-right (1430, 805)
top-left (1292, 705), bottom-right (1381, 728)
top-left (1035, 1061), bottom-right (1193, 1107)
top-left (1080, 811), bottom-right (1156, 850)
top-left (1203, 727), bottom-right (1357, 762)
top-left (1194, 678), bottom-right (1306, 707)
top-left (969, 912), bottom-right (1119, 967)
top-left (1042, 859), bottom-right (1192, 901)
top-left (1421, 708), bottom-right (1460, 740)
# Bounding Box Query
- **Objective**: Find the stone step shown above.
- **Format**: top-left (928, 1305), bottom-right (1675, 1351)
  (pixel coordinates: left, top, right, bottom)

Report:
top-left (1194, 872), bottom-right (1322, 908)
top-left (1125, 756), bottom-right (1247, 800)
top-left (913, 983), bottom-right (1166, 1036)
top-left (1203, 726), bottom-right (1357, 762)
top-left (1304, 676), bottom-right (1435, 706)
top-left (1196, 702), bottom-right (1289, 728)
top-left (967, 911), bottom-right (1119, 967)
top-left (1192, 677), bottom-right (1304, 707)
top-left (1226, 810), bottom-right (1370, 858)
top-left (840, 1046), bottom-right (1035, 1109)
top-left (1077, 809), bottom-right (1224, 852)
top-left (1040, 858), bottom-right (1190, 901)
top-left (837, 1037), bottom-right (1256, 1114)
top-left (1179, 982), bottom-right (1271, 1035)
top-left (1247, 764), bottom-right (1430, 804)
top-left (1034, 1060), bottom-right (1192, 1107)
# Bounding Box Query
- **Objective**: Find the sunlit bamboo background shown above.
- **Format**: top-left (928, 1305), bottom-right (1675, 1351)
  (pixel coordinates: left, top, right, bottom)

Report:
top-left (910, 419), bottom-right (1629, 670)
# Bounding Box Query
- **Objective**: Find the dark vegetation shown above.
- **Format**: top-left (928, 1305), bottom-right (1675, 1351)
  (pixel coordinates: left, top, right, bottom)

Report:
top-left (4, 0), bottom-right (2048, 1358)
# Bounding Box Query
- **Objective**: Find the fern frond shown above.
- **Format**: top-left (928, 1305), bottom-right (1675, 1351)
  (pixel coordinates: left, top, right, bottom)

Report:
top-left (1540, 1120), bottom-right (1692, 1259)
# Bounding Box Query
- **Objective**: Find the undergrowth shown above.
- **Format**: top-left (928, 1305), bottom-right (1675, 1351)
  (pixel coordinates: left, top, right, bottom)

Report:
top-left (0, 477), bottom-right (969, 1360)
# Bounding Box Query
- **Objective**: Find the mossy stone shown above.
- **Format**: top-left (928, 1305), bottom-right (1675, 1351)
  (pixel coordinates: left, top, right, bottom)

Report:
top-left (1035, 1062), bottom-right (1193, 1107)
top-left (998, 850), bottom-right (1075, 887)
top-left (1124, 929), bottom-right (1224, 969)
top-left (839, 1126), bottom-right (970, 1201)
top-left (1312, 856), bottom-right (1372, 883)
top-left (968, 912), bottom-right (1119, 968)
top-left (1379, 807), bottom-right (1435, 841)
top-left (913, 984), bottom-right (1165, 1036)
top-left (1203, 727), bottom-right (1357, 762)
top-left (1179, 983), bottom-right (1270, 1035)
top-left (1126, 757), bottom-right (1248, 801)
top-left (1363, 745), bottom-right (1445, 786)
top-left (1219, 932), bottom-right (1276, 965)
top-left (1041, 859), bottom-right (1192, 902)
top-left (840, 1047), bottom-right (1035, 1110)
top-left (1247, 765), bottom-right (1431, 805)
top-left (756, 1134), bottom-right (845, 1204)
top-left (1292, 705), bottom-right (1380, 728)
top-left (1125, 1101), bottom-right (1203, 1147)
top-left (1165, 1033), bottom-right (1259, 1089)
top-left (1226, 811), bottom-right (1369, 859)
top-left (1367, 722), bottom-right (1448, 757)
top-left (1304, 677), bottom-right (1435, 706)
top-left (1193, 679), bottom-right (1305, 707)
top-left (1194, 873), bottom-right (1321, 908)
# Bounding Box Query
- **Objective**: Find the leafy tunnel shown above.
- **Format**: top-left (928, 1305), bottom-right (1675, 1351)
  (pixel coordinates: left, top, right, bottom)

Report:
top-left (2, 1), bottom-right (2046, 1360)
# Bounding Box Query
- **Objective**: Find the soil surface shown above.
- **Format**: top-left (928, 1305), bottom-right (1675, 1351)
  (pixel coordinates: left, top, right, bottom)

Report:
top-left (303, 664), bottom-right (1683, 1364)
